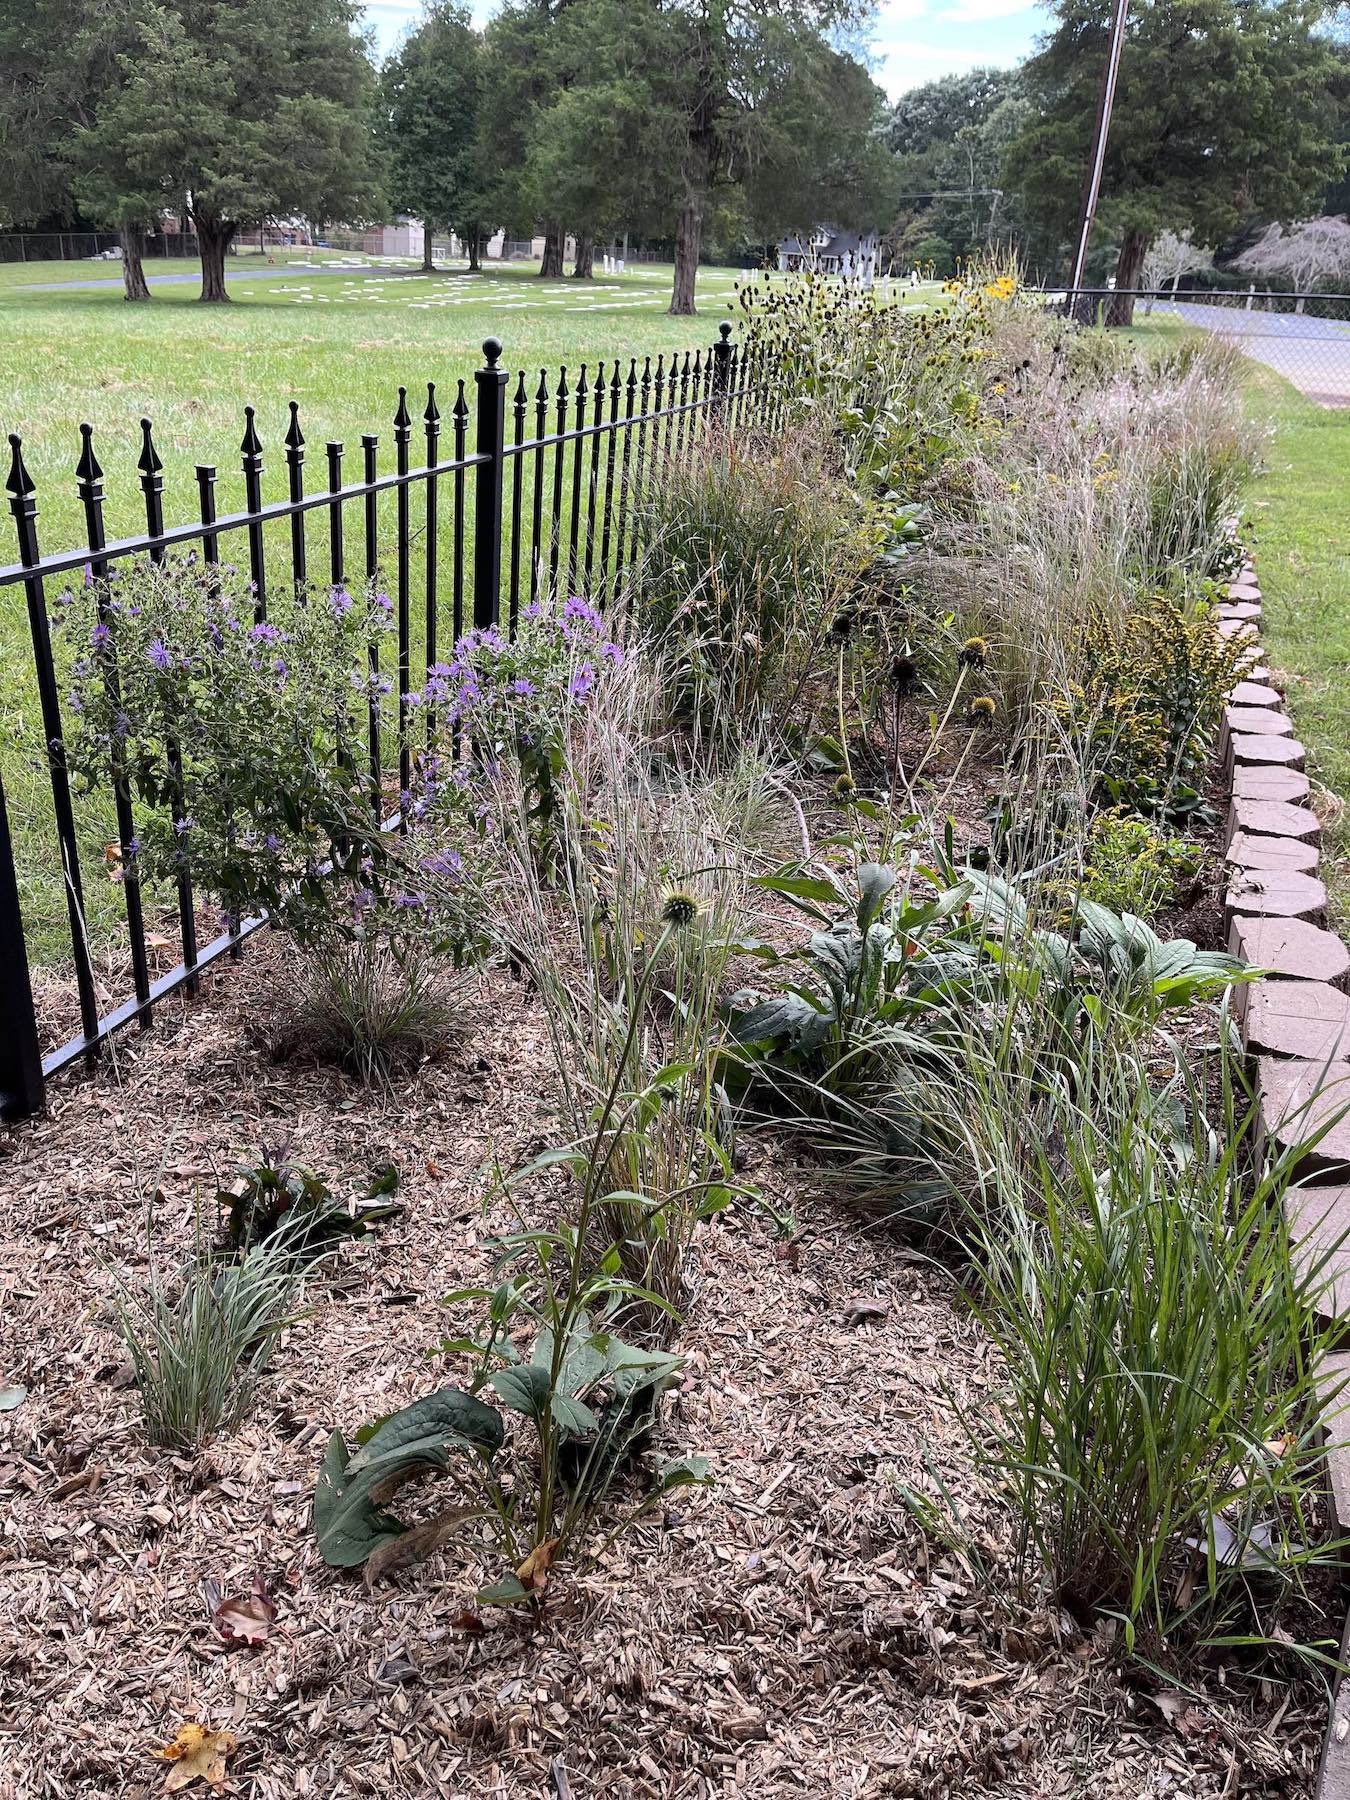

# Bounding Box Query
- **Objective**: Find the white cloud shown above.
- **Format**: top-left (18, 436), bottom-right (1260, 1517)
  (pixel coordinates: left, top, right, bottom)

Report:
top-left (936, 0), bottom-right (1039, 20)
top-left (873, 0), bottom-right (933, 23)
top-left (873, 39), bottom-right (996, 96)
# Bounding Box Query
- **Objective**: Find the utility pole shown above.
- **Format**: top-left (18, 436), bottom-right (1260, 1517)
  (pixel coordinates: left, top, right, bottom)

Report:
top-left (1067, 0), bottom-right (1130, 298)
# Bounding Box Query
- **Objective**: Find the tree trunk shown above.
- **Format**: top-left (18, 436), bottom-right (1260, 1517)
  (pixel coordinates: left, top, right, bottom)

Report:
top-left (467, 226), bottom-right (481, 271)
top-left (669, 202), bottom-right (703, 316)
top-left (1104, 228), bottom-right (1150, 326)
top-left (421, 230), bottom-right (435, 273)
top-left (120, 224), bottom-right (151, 302)
top-left (196, 214), bottom-right (238, 302)
top-left (539, 221), bottom-right (564, 278)
top-left (572, 234), bottom-right (594, 279)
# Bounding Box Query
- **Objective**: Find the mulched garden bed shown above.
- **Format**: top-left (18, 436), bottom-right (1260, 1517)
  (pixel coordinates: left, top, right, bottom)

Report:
top-left (0, 926), bottom-right (1330, 1799)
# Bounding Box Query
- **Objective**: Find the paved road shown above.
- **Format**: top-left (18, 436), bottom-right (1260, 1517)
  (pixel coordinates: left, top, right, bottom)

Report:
top-left (15, 262), bottom-right (385, 294)
top-left (1158, 298), bottom-right (1350, 408)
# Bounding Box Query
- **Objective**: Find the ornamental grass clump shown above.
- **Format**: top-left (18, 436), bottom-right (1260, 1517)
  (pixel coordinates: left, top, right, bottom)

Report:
top-left (937, 1042), bottom-right (1349, 1663)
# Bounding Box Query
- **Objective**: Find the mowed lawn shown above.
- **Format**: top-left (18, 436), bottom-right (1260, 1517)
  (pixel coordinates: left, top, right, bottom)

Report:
top-left (1242, 367), bottom-right (1350, 922)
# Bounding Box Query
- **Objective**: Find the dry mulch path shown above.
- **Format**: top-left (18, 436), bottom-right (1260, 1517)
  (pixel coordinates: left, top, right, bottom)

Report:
top-left (0, 936), bottom-right (1332, 1798)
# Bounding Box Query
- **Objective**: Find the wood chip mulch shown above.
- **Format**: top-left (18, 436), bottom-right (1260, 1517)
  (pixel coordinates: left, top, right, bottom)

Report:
top-left (0, 936), bottom-right (1333, 1798)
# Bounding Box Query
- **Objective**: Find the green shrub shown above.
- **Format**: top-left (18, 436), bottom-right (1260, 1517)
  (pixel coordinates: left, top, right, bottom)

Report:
top-left (1077, 811), bottom-right (1199, 920)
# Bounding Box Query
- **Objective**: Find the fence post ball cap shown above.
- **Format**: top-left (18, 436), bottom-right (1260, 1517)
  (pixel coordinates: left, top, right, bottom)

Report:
top-left (719, 321), bottom-right (732, 340)
top-left (482, 337), bottom-right (503, 367)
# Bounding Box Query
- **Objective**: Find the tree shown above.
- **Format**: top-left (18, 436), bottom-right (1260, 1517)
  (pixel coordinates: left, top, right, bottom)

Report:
top-left (78, 0), bottom-right (384, 302)
top-left (0, 0), bottom-right (161, 300)
top-left (1140, 227), bottom-right (1213, 308)
top-left (1233, 216), bottom-right (1350, 306)
top-left (478, 1), bottom-right (580, 277)
top-left (883, 68), bottom-right (1030, 272)
top-left (378, 5), bottom-right (488, 273)
top-left (1008, 0), bottom-right (1345, 323)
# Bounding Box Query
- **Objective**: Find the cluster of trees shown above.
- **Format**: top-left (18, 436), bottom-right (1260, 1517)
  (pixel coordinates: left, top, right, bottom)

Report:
top-left (891, 0), bottom-right (1348, 322)
top-left (4, 0), bottom-right (1347, 321)
top-left (1, 0), bottom-right (896, 315)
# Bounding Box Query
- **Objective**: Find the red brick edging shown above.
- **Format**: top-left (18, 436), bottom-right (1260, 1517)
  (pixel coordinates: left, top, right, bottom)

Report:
top-left (1215, 561), bottom-right (1350, 1798)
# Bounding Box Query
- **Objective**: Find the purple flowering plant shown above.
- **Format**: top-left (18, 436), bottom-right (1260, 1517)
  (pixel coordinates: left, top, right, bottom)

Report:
top-left (56, 557), bottom-right (481, 961)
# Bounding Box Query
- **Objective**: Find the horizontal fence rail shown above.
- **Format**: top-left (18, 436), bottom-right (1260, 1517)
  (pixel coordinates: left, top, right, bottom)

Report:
top-left (0, 326), bottom-right (777, 1118)
top-left (1029, 286), bottom-right (1350, 408)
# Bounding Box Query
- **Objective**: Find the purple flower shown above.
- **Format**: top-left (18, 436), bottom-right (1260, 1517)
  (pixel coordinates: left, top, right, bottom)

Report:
top-left (374, 591), bottom-right (393, 615)
top-left (113, 711), bottom-right (130, 739)
top-left (174, 815), bottom-right (194, 837)
top-left (599, 642), bottom-right (623, 665)
top-left (67, 691), bottom-right (84, 714)
top-left (148, 639), bottom-right (171, 671)
top-left (509, 677), bottom-right (536, 698)
top-left (350, 886), bottom-right (376, 916)
top-left (419, 847), bottom-right (463, 880)
top-left (563, 596), bottom-right (603, 631)
top-left (272, 657), bottom-right (288, 680)
top-left (90, 622), bottom-right (112, 651)
top-left (392, 890), bottom-right (427, 910)
top-left (568, 662), bottom-right (596, 701)
top-left (329, 585), bottom-right (353, 616)
top-left (264, 833), bottom-right (283, 851)
top-left (126, 835), bottom-right (141, 860)
top-left (249, 622), bottom-right (282, 644)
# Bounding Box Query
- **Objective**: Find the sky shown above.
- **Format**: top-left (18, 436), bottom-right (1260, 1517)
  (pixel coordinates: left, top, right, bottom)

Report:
top-left (357, 0), bottom-right (1056, 98)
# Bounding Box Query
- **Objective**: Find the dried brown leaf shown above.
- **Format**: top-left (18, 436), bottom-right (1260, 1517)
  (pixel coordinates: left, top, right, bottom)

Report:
top-left (154, 1723), bottom-right (238, 1792)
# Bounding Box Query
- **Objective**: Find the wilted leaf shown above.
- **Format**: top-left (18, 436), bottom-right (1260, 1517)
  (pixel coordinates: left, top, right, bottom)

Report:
top-left (656, 1454), bottom-right (713, 1494)
top-left (154, 1723), bottom-right (238, 1792)
top-left (477, 1572), bottom-right (531, 1606)
top-left (515, 1537), bottom-right (560, 1593)
top-left (842, 1298), bottom-right (889, 1328)
top-left (363, 1509), bottom-right (478, 1587)
top-left (212, 1575), bottom-right (277, 1647)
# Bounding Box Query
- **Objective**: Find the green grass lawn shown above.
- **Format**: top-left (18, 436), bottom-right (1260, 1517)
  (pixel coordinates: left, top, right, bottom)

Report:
top-left (1241, 368), bottom-right (1350, 922)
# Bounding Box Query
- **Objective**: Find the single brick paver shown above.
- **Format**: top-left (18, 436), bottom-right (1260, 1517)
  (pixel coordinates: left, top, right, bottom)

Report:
top-left (1257, 1056), bottom-right (1350, 1179)
top-left (1226, 830), bottom-right (1321, 872)
top-left (1224, 706), bottom-right (1293, 738)
top-left (1285, 1187), bottom-right (1350, 1329)
top-left (1232, 765), bottom-right (1311, 802)
top-left (1227, 797), bottom-right (1322, 843)
top-left (1243, 980), bottom-right (1350, 1059)
top-left (1229, 680), bottom-right (1283, 707)
top-left (1226, 869), bottom-right (1328, 923)
top-left (1228, 734), bottom-right (1306, 770)
top-left (1230, 915), bottom-right (1350, 983)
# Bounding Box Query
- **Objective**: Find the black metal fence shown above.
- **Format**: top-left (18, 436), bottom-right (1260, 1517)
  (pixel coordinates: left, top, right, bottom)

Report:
top-left (0, 326), bottom-right (778, 1119)
top-left (1036, 287), bottom-right (1350, 409)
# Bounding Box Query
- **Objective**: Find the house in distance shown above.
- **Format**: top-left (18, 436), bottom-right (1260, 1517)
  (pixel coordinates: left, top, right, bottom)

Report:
top-left (776, 226), bottom-right (882, 278)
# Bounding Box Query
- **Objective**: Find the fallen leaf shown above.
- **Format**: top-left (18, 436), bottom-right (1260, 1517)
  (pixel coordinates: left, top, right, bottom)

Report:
top-left (363, 1511), bottom-right (471, 1587)
top-left (212, 1575), bottom-right (276, 1647)
top-left (448, 1607), bottom-right (486, 1636)
top-left (0, 1385), bottom-right (28, 1411)
top-left (145, 932), bottom-right (173, 952)
top-left (515, 1536), bottom-right (560, 1593)
top-left (154, 1723), bottom-right (238, 1792)
top-left (1147, 1691), bottom-right (1187, 1727)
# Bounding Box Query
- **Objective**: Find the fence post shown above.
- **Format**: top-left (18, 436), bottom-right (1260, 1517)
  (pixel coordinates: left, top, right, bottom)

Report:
top-left (472, 336), bottom-right (508, 629)
top-left (712, 321), bottom-right (733, 415)
top-left (0, 772), bottom-right (43, 1120)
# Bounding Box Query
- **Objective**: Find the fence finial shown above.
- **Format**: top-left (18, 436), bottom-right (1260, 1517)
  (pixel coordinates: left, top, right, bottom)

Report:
top-left (719, 321), bottom-right (732, 342)
top-left (424, 381), bottom-right (440, 426)
top-left (284, 401), bottom-right (304, 451)
top-left (137, 417), bottom-right (163, 475)
top-left (481, 337), bottom-right (502, 367)
top-left (5, 434), bottom-right (33, 498)
top-left (75, 422), bottom-right (103, 486)
top-left (241, 406), bottom-right (263, 459)
top-left (394, 386), bottom-right (411, 432)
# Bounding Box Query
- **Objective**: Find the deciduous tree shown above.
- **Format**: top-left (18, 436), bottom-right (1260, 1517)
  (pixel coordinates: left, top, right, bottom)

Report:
top-left (377, 4), bottom-right (488, 273)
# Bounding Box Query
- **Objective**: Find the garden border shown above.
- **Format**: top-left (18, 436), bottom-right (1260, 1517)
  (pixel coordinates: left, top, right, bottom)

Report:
top-left (1214, 557), bottom-right (1350, 1799)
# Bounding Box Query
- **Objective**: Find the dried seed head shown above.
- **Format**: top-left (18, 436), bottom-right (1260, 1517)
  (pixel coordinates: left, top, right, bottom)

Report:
top-left (661, 891), bottom-right (701, 930)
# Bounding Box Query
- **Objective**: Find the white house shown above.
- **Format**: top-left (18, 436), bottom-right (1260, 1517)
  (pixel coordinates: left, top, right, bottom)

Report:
top-left (777, 226), bottom-right (882, 279)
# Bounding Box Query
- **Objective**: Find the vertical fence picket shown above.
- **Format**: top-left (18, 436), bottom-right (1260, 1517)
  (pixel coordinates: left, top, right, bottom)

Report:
top-left (196, 464), bottom-right (220, 568)
top-left (472, 337), bottom-right (508, 631)
top-left (78, 423), bottom-right (151, 1018)
top-left (549, 369), bottom-right (568, 595)
top-left (583, 361), bottom-right (604, 590)
top-left (508, 370), bottom-right (527, 634)
top-left (326, 442), bottom-right (344, 587)
top-left (6, 434), bottom-right (100, 1049)
top-left (0, 766), bottom-right (43, 1117)
top-left (567, 366), bottom-right (587, 592)
top-left (284, 402), bottom-right (307, 595)
top-left (628, 357), bottom-right (653, 567)
top-left (598, 362), bottom-right (622, 603)
top-left (613, 360), bottom-right (638, 594)
top-left (141, 417), bottom-right (199, 992)
top-left (361, 432), bottom-right (381, 812)
top-left (423, 384), bottom-right (441, 734)
top-left (393, 388), bottom-right (412, 815)
top-left (240, 407), bottom-right (266, 619)
top-left (530, 370), bottom-right (548, 607)
top-left (451, 381), bottom-right (468, 646)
